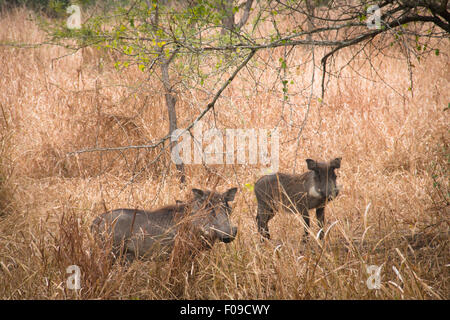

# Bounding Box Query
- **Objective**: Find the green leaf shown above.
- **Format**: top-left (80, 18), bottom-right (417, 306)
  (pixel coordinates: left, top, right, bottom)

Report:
top-left (244, 183), bottom-right (254, 192)
top-left (123, 46), bottom-right (133, 55)
top-left (435, 49), bottom-right (440, 56)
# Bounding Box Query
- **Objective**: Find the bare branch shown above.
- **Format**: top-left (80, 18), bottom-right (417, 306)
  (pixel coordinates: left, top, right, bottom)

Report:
top-left (236, 0), bottom-right (254, 29)
top-left (67, 49), bottom-right (256, 156)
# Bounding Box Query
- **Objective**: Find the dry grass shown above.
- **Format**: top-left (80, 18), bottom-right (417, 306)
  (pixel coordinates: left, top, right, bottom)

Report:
top-left (0, 8), bottom-right (448, 299)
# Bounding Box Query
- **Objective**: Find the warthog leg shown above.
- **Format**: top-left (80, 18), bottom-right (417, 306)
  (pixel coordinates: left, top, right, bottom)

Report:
top-left (256, 208), bottom-right (273, 240)
top-left (316, 207), bottom-right (325, 240)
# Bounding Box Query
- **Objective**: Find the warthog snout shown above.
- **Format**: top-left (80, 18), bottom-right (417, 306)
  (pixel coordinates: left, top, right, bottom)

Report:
top-left (320, 183), bottom-right (341, 201)
top-left (329, 184), bottom-right (342, 199)
top-left (216, 226), bottom-right (238, 243)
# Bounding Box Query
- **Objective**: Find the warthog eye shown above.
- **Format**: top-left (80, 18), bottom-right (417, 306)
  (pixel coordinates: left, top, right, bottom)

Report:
top-left (217, 201), bottom-right (232, 216)
top-left (198, 201), bottom-right (216, 217)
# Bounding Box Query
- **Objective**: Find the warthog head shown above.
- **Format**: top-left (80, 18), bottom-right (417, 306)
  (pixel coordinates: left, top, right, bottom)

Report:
top-left (188, 188), bottom-right (238, 245)
top-left (306, 157), bottom-right (342, 200)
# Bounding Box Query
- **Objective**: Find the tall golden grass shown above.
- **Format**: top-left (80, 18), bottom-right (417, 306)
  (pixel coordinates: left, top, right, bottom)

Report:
top-left (0, 8), bottom-right (448, 299)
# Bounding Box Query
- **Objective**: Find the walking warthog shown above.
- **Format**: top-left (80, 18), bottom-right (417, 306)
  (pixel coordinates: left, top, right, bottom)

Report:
top-left (91, 188), bottom-right (238, 261)
top-left (254, 158), bottom-right (342, 240)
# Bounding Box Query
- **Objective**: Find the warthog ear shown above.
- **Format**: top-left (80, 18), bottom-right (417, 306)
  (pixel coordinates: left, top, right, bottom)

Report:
top-left (192, 188), bottom-right (206, 200)
top-left (330, 157), bottom-right (342, 169)
top-left (223, 188), bottom-right (238, 202)
top-left (306, 159), bottom-right (317, 171)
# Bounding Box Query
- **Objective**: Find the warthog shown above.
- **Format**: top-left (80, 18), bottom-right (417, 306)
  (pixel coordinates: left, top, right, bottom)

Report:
top-left (254, 158), bottom-right (342, 240)
top-left (91, 188), bottom-right (238, 261)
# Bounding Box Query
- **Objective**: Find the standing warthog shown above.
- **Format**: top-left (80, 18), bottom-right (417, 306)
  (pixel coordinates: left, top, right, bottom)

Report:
top-left (91, 188), bottom-right (238, 261)
top-left (254, 158), bottom-right (342, 240)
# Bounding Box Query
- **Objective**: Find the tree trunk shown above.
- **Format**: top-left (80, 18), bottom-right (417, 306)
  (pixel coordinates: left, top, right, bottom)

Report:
top-left (220, 0), bottom-right (235, 35)
top-left (161, 60), bottom-right (186, 184)
top-left (149, 1), bottom-right (185, 184)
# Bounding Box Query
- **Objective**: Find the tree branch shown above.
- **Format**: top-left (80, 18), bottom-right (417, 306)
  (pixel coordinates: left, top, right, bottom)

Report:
top-left (67, 49), bottom-right (256, 156)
